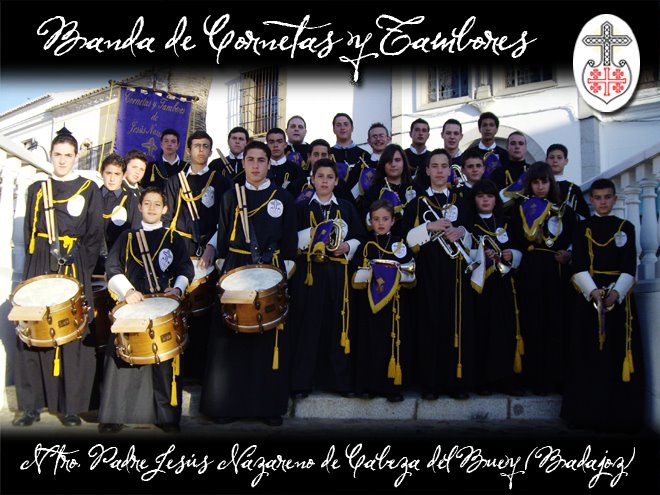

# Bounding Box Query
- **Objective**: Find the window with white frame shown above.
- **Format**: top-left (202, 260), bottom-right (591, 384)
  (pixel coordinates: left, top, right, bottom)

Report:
top-left (504, 64), bottom-right (553, 88)
top-left (427, 66), bottom-right (469, 102)
top-left (240, 66), bottom-right (280, 137)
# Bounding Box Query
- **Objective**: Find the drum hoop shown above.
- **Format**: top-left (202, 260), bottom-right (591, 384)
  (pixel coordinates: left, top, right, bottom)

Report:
top-left (16, 313), bottom-right (88, 347)
top-left (116, 329), bottom-right (188, 365)
top-left (218, 263), bottom-right (285, 291)
top-left (11, 274), bottom-right (83, 312)
top-left (110, 293), bottom-right (181, 326)
top-left (223, 306), bottom-right (289, 333)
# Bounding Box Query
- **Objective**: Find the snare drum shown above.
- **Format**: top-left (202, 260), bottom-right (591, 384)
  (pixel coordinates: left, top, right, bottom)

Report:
top-left (110, 294), bottom-right (187, 365)
top-left (218, 264), bottom-right (288, 333)
top-left (91, 276), bottom-right (113, 347)
top-left (184, 257), bottom-right (218, 316)
top-left (8, 274), bottom-right (88, 348)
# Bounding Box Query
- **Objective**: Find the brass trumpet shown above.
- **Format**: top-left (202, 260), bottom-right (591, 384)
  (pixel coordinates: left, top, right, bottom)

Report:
top-left (310, 220), bottom-right (344, 262)
top-left (369, 259), bottom-right (416, 274)
top-left (421, 198), bottom-right (480, 274)
top-left (481, 235), bottom-right (512, 276)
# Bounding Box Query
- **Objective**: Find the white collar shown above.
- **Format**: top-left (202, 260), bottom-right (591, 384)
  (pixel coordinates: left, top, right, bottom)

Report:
top-left (594, 212), bottom-right (613, 217)
top-left (426, 186), bottom-right (449, 196)
top-left (478, 212), bottom-right (494, 219)
top-left (370, 152), bottom-right (381, 163)
top-left (141, 221), bottom-right (163, 231)
top-left (163, 154), bottom-right (180, 165)
top-left (245, 179), bottom-right (271, 191)
top-left (187, 164), bottom-right (210, 176)
top-left (554, 174), bottom-right (566, 182)
top-left (228, 151), bottom-right (244, 160)
top-left (478, 142), bottom-right (497, 151)
top-left (123, 179), bottom-right (139, 189)
top-left (408, 146), bottom-right (427, 156)
top-left (51, 172), bottom-right (79, 182)
top-left (450, 148), bottom-right (463, 158)
top-left (310, 192), bottom-right (338, 206)
top-left (270, 156), bottom-right (287, 166)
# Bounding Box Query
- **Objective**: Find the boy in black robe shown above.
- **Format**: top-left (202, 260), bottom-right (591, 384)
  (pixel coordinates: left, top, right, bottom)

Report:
top-left (330, 112), bottom-right (370, 201)
top-left (266, 127), bottom-right (304, 196)
top-left (546, 143), bottom-right (591, 220)
top-left (209, 126), bottom-right (249, 183)
top-left (561, 179), bottom-right (645, 432)
top-left (13, 133), bottom-right (104, 427)
top-left (200, 141), bottom-right (297, 426)
top-left (100, 187), bottom-right (194, 433)
top-left (142, 128), bottom-right (185, 190)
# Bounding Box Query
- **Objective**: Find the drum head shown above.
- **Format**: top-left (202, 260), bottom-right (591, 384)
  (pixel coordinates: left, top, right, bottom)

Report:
top-left (113, 297), bottom-right (179, 320)
top-left (220, 265), bottom-right (283, 291)
top-left (192, 259), bottom-right (215, 281)
top-left (13, 277), bottom-right (79, 306)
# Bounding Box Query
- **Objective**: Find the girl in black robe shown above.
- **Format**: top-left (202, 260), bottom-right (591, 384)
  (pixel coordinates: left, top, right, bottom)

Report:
top-left (469, 180), bottom-right (525, 395)
top-left (13, 134), bottom-right (104, 427)
top-left (353, 199), bottom-right (415, 402)
top-left (200, 141), bottom-right (298, 426)
top-left (288, 158), bottom-right (366, 397)
top-left (561, 179), bottom-right (645, 432)
top-left (510, 162), bottom-right (576, 395)
top-left (100, 187), bottom-right (194, 432)
top-left (402, 149), bottom-right (476, 400)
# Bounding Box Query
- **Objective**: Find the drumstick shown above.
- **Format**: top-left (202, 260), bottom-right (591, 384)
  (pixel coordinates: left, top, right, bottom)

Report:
top-left (136, 229), bottom-right (159, 293)
top-left (240, 185), bottom-right (250, 243)
top-left (41, 181), bottom-right (53, 243)
top-left (235, 183), bottom-right (250, 243)
top-left (178, 171), bottom-right (200, 221)
top-left (46, 179), bottom-right (57, 244)
top-left (141, 230), bottom-right (161, 293)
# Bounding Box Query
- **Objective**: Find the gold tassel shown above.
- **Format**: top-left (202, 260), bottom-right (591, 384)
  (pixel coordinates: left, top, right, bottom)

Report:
top-left (627, 350), bottom-right (634, 374)
top-left (517, 335), bottom-right (525, 356)
top-left (454, 332), bottom-right (459, 348)
top-left (304, 258), bottom-right (314, 286)
top-left (394, 364), bottom-right (402, 385)
top-left (170, 355), bottom-right (180, 406)
top-left (150, 166), bottom-right (155, 182)
top-left (53, 346), bottom-right (61, 377)
top-left (343, 335), bottom-right (351, 354)
top-left (230, 207), bottom-right (240, 241)
top-left (272, 324), bottom-right (283, 370)
top-left (622, 355), bottom-right (631, 383)
top-left (513, 351), bottom-right (522, 374)
top-left (598, 332), bottom-right (605, 351)
top-left (456, 363), bottom-right (462, 379)
top-left (388, 356), bottom-right (396, 379)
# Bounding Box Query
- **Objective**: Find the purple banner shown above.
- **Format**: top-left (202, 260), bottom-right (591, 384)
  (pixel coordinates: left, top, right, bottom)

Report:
top-left (114, 86), bottom-right (193, 161)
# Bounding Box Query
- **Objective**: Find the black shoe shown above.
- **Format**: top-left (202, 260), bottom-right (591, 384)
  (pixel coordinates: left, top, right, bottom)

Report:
top-left (62, 414), bottom-right (81, 427)
top-left (421, 392), bottom-right (439, 401)
top-left (387, 393), bottom-right (404, 403)
top-left (262, 416), bottom-right (283, 427)
top-left (449, 390), bottom-right (470, 400)
top-left (157, 423), bottom-right (180, 433)
top-left (214, 417), bottom-right (237, 425)
top-left (12, 410), bottom-right (40, 427)
top-left (98, 423), bottom-right (123, 434)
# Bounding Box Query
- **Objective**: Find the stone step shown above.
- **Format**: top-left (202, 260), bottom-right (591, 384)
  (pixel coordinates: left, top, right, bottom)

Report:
top-left (4, 385), bottom-right (562, 421)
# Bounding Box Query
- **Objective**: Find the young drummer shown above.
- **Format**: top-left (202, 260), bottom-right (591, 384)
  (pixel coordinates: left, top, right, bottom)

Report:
top-left (289, 158), bottom-right (366, 398)
top-left (510, 162), bottom-right (575, 395)
top-left (403, 149), bottom-right (476, 400)
top-left (200, 141), bottom-right (297, 426)
top-left (100, 187), bottom-right (194, 433)
top-left (353, 199), bottom-right (415, 402)
top-left (469, 180), bottom-right (525, 396)
top-left (13, 133), bottom-right (104, 427)
top-left (561, 179), bottom-right (645, 432)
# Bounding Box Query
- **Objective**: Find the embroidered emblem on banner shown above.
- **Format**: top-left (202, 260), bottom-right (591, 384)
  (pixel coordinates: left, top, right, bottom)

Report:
top-left (574, 14), bottom-right (640, 112)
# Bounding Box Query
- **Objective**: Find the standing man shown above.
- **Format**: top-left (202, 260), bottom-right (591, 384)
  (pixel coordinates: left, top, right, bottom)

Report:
top-left (330, 112), bottom-right (370, 201)
top-left (405, 118), bottom-right (431, 179)
top-left (13, 133), bottom-right (104, 427)
top-left (210, 126), bottom-right (250, 183)
top-left (285, 115), bottom-right (310, 170)
top-left (469, 112), bottom-right (509, 180)
top-left (201, 141), bottom-right (297, 426)
top-left (366, 122), bottom-right (392, 166)
top-left (142, 129), bottom-right (185, 190)
top-left (491, 131), bottom-right (529, 194)
top-left (266, 127), bottom-right (304, 195)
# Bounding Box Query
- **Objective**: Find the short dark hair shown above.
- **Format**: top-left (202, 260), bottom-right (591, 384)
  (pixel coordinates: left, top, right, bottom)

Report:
top-left (369, 199), bottom-right (395, 217)
top-left (410, 118), bottom-right (429, 133)
top-left (523, 162), bottom-right (560, 203)
top-left (332, 112), bottom-right (354, 128)
top-left (546, 143), bottom-right (568, 159)
top-left (442, 118), bottom-right (462, 133)
top-left (228, 126), bottom-right (250, 141)
top-left (312, 158), bottom-right (338, 177)
top-left (471, 179), bottom-right (504, 217)
top-left (286, 115), bottom-right (307, 128)
top-left (101, 153), bottom-right (126, 173)
top-left (308, 138), bottom-right (331, 155)
top-left (244, 140), bottom-right (271, 160)
top-left (266, 127), bottom-right (286, 140)
top-left (478, 112), bottom-right (499, 130)
top-left (427, 148), bottom-right (452, 166)
top-left (141, 186), bottom-right (167, 206)
top-left (124, 149), bottom-right (148, 166)
top-left (461, 148), bottom-right (484, 164)
top-left (187, 130), bottom-right (213, 149)
top-left (507, 131), bottom-right (526, 144)
top-left (160, 128), bottom-right (180, 143)
top-left (368, 122), bottom-right (390, 137)
top-left (590, 178), bottom-right (616, 196)
top-left (50, 133), bottom-right (78, 154)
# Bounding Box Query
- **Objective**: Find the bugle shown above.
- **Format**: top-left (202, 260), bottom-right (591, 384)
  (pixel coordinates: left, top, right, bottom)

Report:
top-left (451, 163), bottom-right (468, 187)
top-left (481, 235), bottom-right (512, 276)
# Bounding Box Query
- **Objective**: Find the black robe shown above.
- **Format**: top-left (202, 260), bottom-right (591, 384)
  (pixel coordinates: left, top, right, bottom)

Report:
top-left (15, 176), bottom-right (103, 415)
top-left (362, 179), bottom-right (418, 238)
top-left (209, 155), bottom-right (244, 184)
top-left (286, 143), bottom-right (310, 171)
top-left (467, 144), bottom-right (509, 182)
top-left (163, 162), bottom-right (232, 257)
top-left (510, 198), bottom-right (576, 394)
top-left (353, 234), bottom-right (414, 396)
top-left (288, 197), bottom-right (366, 395)
top-left (470, 215), bottom-right (523, 391)
top-left (558, 180), bottom-right (591, 220)
top-left (401, 189), bottom-right (476, 394)
top-left (99, 227), bottom-right (194, 424)
top-left (268, 159), bottom-right (304, 196)
top-left (561, 216), bottom-right (645, 432)
top-left (141, 156), bottom-right (185, 191)
top-left (404, 148), bottom-right (430, 180)
top-left (331, 144), bottom-right (370, 192)
top-left (491, 159), bottom-right (528, 192)
top-left (200, 183), bottom-right (297, 418)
